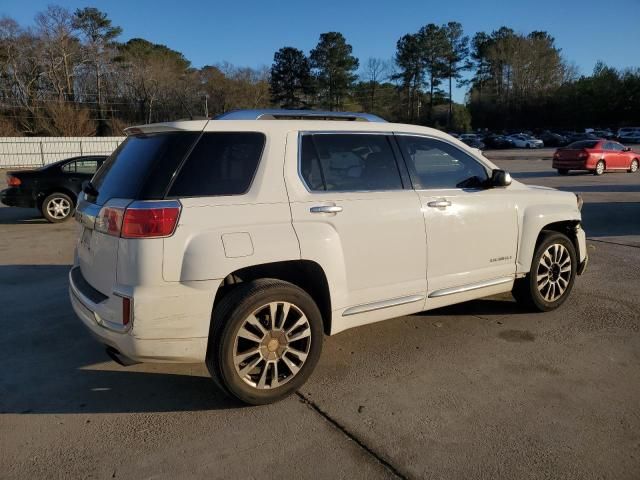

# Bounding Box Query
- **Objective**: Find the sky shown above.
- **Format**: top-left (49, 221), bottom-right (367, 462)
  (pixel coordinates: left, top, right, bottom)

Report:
top-left (2, 0), bottom-right (639, 103)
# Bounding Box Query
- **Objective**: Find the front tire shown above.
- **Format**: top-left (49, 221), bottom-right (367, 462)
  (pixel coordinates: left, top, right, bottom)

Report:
top-left (513, 232), bottom-right (577, 312)
top-left (41, 192), bottom-right (74, 223)
top-left (629, 159), bottom-right (639, 173)
top-left (594, 160), bottom-right (605, 176)
top-left (206, 279), bottom-right (323, 405)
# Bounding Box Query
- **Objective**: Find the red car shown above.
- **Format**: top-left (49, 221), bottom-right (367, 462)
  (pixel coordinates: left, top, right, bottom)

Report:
top-left (552, 140), bottom-right (639, 175)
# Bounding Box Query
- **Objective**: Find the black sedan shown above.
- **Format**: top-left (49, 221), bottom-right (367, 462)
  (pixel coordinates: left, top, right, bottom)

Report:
top-left (1, 155), bottom-right (107, 222)
top-left (482, 134), bottom-right (515, 149)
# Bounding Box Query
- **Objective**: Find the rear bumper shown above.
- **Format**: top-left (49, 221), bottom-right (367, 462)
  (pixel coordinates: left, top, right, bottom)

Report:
top-left (552, 160), bottom-right (587, 170)
top-left (0, 188), bottom-right (35, 208)
top-left (69, 266), bottom-right (216, 363)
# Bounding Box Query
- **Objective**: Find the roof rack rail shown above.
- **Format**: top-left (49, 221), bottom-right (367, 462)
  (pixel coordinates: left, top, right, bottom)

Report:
top-left (214, 109), bottom-right (387, 123)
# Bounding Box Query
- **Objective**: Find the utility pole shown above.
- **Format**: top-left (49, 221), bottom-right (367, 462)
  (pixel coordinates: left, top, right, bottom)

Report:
top-left (203, 95), bottom-right (209, 118)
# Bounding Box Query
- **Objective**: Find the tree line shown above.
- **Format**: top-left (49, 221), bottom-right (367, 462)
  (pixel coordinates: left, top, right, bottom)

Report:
top-left (0, 5), bottom-right (638, 137)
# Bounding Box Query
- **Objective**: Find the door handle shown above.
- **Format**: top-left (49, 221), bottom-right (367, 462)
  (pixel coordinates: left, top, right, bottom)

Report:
top-left (310, 205), bottom-right (343, 214)
top-left (427, 200), bottom-right (451, 208)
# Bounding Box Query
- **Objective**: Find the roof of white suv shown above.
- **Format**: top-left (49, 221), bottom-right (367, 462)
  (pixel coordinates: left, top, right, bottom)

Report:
top-left (125, 110), bottom-right (445, 138)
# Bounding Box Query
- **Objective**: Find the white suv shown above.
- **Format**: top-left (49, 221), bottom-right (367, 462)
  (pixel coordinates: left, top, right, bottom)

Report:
top-left (70, 110), bottom-right (588, 404)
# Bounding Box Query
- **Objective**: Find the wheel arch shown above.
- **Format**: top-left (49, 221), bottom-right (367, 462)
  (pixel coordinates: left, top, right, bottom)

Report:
top-left (518, 205), bottom-right (582, 274)
top-left (37, 188), bottom-right (78, 209)
top-left (212, 260), bottom-right (333, 335)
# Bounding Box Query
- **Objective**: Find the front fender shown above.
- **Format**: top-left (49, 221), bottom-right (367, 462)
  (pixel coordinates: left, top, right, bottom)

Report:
top-left (517, 204), bottom-right (582, 273)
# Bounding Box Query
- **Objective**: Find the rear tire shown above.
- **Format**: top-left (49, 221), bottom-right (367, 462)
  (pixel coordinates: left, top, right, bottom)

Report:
top-left (594, 160), bottom-right (605, 176)
top-left (512, 232), bottom-right (577, 312)
top-left (629, 159), bottom-right (639, 173)
top-left (41, 192), bottom-right (74, 223)
top-left (206, 279), bottom-right (323, 405)
top-left (557, 168), bottom-right (569, 175)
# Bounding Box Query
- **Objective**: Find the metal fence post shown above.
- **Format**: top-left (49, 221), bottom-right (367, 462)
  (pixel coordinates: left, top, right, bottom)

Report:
top-left (40, 141), bottom-right (45, 166)
top-left (79, 140), bottom-right (83, 156)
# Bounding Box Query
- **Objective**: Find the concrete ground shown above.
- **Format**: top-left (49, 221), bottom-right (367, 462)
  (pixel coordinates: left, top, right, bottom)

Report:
top-left (0, 150), bottom-right (639, 479)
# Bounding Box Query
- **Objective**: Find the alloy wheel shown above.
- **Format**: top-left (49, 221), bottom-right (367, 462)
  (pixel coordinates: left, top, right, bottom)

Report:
top-left (536, 243), bottom-right (572, 302)
top-left (46, 197), bottom-right (71, 220)
top-left (233, 301), bottom-right (312, 389)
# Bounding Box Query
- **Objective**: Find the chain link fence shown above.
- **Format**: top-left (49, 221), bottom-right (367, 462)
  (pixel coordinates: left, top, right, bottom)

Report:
top-left (0, 137), bottom-right (125, 168)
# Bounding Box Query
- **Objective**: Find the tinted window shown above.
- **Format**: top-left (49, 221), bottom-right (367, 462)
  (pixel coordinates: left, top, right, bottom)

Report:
top-left (568, 140), bottom-right (598, 149)
top-left (609, 142), bottom-right (624, 151)
top-left (91, 133), bottom-right (199, 205)
top-left (63, 159), bottom-right (100, 174)
top-left (168, 132), bottom-right (265, 197)
top-left (397, 136), bottom-right (489, 189)
top-left (300, 134), bottom-right (402, 192)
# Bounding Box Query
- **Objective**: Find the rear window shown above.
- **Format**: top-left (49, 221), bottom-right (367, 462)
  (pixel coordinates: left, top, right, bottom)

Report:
top-left (91, 133), bottom-right (199, 205)
top-left (168, 132), bottom-right (265, 197)
top-left (567, 141), bottom-right (598, 149)
top-left (300, 133), bottom-right (403, 192)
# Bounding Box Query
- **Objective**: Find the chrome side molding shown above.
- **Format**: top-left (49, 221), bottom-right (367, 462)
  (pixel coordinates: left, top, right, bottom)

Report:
top-left (343, 294), bottom-right (425, 317)
top-left (428, 276), bottom-right (513, 298)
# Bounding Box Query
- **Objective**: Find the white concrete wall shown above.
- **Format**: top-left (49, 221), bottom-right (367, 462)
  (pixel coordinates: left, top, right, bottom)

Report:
top-left (0, 137), bottom-right (125, 168)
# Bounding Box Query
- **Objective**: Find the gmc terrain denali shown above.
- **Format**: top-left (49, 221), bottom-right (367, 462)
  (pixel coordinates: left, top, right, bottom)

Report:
top-left (70, 110), bottom-right (588, 404)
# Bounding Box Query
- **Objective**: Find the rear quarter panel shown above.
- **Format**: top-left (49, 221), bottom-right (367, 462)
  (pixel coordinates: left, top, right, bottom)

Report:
top-left (162, 128), bottom-right (300, 282)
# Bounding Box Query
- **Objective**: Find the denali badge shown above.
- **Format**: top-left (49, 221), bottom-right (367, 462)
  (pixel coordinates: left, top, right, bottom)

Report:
top-left (490, 255), bottom-right (513, 263)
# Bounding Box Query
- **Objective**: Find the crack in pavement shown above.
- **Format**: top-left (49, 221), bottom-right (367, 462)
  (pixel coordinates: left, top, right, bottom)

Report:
top-left (295, 391), bottom-right (409, 480)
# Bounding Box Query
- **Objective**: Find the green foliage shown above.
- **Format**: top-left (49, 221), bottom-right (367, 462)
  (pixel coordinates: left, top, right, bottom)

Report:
top-left (72, 7), bottom-right (121, 45)
top-left (310, 32), bottom-right (359, 110)
top-left (270, 47), bottom-right (314, 109)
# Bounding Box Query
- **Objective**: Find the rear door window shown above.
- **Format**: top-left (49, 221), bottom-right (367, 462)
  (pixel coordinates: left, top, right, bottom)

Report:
top-left (168, 132), bottom-right (265, 197)
top-left (300, 133), bottom-right (403, 192)
top-left (63, 159), bottom-right (100, 174)
top-left (91, 133), bottom-right (199, 205)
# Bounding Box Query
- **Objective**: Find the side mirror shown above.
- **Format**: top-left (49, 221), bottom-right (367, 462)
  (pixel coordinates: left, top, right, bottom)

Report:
top-left (490, 169), bottom-right (512, 187)
top-left (623, 146), bottom-right (631, 152)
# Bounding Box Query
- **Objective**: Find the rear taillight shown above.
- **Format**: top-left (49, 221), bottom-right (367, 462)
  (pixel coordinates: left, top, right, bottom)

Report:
top-left (7, 175), bottom-right (21, 187)
top-left (95, 200), bottom-right (181, 239)
top-left (578, 150), bottom-right (589, 160)
top-left (121, 201), bottom-right (181, 238)
top-left (95, 205), bottom-right (126, 236)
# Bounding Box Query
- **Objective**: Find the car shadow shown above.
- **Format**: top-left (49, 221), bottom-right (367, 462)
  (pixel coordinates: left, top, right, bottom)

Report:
top-left (0, 206), bottom-right (47, 225)
top-left (0, 264), bottom-right (244, 414)
top-left (416, 296), bottom-right (527, 317)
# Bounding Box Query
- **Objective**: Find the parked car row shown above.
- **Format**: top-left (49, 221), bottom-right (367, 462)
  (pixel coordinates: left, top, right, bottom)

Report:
top-left (452, 127), bottom-right (640, 150)
top-left (455, 133), bottom-right (545, 150)
top-left (617, 127), bottom-right (640, 143)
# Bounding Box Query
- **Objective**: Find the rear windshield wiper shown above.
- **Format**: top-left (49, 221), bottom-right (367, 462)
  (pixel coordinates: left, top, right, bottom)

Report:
top-left (83, 181), bottom-right (99, 197)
